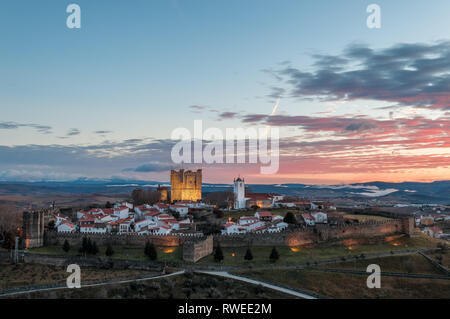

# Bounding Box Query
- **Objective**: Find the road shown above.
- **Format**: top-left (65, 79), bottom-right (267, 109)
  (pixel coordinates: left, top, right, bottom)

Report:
top-left (195, 270), bottom-right (319, 299)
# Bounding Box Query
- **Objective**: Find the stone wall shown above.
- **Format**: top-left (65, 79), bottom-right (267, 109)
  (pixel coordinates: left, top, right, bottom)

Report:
top-left (183, 236), bottom-right (213, 262)
top-left (45, 231), bottom-right (200, 247)
top-left (46, 218), bottom-right (414, 250)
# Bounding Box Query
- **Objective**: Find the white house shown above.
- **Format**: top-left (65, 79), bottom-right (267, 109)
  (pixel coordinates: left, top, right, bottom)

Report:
top-left (113, 206), bottom-right (129, 219)
top-left (57, 222), bottom-right (76, 233)
top-left (169, 205), bottom-right (189, 217)
top-left (222, 222), bottom-right (246, 234)
top-left (302, 213), bottom-right (315, 226)
top-left (239, 216), bottom-right (259, 225)
top-left (311, 212), bottom-right (328, 224)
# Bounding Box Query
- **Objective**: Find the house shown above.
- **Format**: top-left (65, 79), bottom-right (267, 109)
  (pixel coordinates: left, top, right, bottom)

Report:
top-left (134, 219), bottom-right (156, 232)
top-left (113, 206), bottom-right (129, 219)
top-left (311, 212), bottom-right (328, 224)
top-left (239, 216), bottom-right (260, 225)
top-left (109, 218), bottom-right (133, 234)
top-left (144, 209), bottom-right (161, 222)
top-left (255, 211), bottom-right (272, 222)
top-left (80, 223), bottom-right (107, 233)
top-left (246, 193), bottom-right (274, 208)
top-left (423, 226), bottom-right (443, 238)
top-left (115, 202), bottom-right (133, 209)
top-left (153, 203), bottom-right (170, 213)
top-left (169, 204), bottom-right (189, 217)
top-left (246, 221), bottom-right (267, 232)
top-left (222, 222), bottom-right (246, 234)
top-left (302, 213), bottom-right (315, 226)
top-left (420, 217), bottom-right (434, 226)
top-left (54, 213), bottom-right (69, 226)
top-left (57, 221), bottom-right (76, 233)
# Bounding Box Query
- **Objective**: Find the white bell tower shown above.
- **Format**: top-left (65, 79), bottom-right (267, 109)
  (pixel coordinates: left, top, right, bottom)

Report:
top-left (233, 177), bottom-right (246, 209)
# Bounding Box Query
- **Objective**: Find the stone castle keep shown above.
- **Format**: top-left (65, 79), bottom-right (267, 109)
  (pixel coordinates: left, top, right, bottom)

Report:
top-left (170, 169), bottom-right (202, 202)
top-left (23, 210), bottom-right (45, 249)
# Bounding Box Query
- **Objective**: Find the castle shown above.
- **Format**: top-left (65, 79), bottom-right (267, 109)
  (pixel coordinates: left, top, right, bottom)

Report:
top-left (23, 210), bottom-right (45, 249)
top-left (170, 169), bottom-right (202, 202)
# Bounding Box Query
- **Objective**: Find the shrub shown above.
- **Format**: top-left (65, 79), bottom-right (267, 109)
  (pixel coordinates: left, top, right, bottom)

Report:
top-left (62, 239), bottom-right (70, 253)
top-left (244, 248), bottom-right (253, 261)
top-left (269, 247), bottom-right (279, 262)
top-left (105, 244), bottom-right (114, 257)
top-left (214, 244), bottom-right (224, 262)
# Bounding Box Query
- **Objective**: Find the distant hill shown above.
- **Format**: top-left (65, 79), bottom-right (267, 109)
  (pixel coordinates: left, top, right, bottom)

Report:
top-left (0, 179), bottom-right (449, 205)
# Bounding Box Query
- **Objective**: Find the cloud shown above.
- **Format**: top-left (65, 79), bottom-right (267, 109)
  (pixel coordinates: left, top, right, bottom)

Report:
top-left (0, 121), bottom-right (52, 134)
top-left (273, 41), bottom-right (450, 110)
top-left (217, 112), bottom-right (238, 120)
top-left (94, 130), bottom-right (112, 134)
top-left (123, 163), bottom-right (173, 173)
top-left (67, 128), bottom-right (81, 136)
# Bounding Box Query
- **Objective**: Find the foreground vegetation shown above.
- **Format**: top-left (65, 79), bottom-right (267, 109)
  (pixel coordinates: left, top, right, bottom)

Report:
top-left (4, 272), bottom-right (291, 299)
top-left (0, 261), bottom-right (158, 291)
top-left (234, 265), bottom-right (450, 299)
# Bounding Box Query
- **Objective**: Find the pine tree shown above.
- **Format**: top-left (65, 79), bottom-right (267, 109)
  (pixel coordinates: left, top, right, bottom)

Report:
top-left (105, 244), bottom-right (114, 257)
top-left (87, 238), bottom-right (93, 254)
top-left (92, 241), bottom-right (99, 255)
top-left (244, 248), bottom-right (253, 261)
top-left (214, 244), bottom-right (224, 262)
top-left (62, 239), bottom-right (70, 253)
top-left (79, 237), bottom-right (88, 255)
top-left (283, 212), bottom-right (297, 224)
top-left (269, 246), bottom-right (279, 262)
top-left (145, 241), bottom-right (157, 261)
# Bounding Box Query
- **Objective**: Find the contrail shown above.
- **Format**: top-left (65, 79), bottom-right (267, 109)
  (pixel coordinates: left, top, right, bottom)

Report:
top-left (266, 95), bottom-right (281, 135)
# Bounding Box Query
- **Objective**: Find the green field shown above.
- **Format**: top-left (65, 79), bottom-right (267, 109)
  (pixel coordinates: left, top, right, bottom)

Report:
top-left (316, 253), bottom-right (443, 275)
top-left (29, 244), bottom-right (182, 263)
top-left (197, 235), bottom-right (440, 266)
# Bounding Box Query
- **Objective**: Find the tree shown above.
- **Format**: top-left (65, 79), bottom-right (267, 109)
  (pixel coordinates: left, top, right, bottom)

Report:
top-left (244, 248), bottom-right (253, 261)
top-left (48, 220), bottom-right (56, 231)
top-left (214, 244), bottom-right (224, 262)
top-left (105, 243), bottom-right (114, 257)
top-left (283, 212), bottom-right (297, 224)
top-left (79, 237), bottom-right (89, 255)
top-left (62, 239), bottom-right (70, 253)
top-left (145, 241), bottom-right (157, 261)
top-left (91, 241), bottom-right (99, 255)
top-left (269, 247), bottom-right (279, 262)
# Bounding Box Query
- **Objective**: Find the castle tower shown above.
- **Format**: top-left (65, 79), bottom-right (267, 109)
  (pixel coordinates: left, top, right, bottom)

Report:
top-left (170, 169), bottom-right (202, 202)
top-left (233, 177), bottom-right (246, 209)
top-left (157, 184), bottom-right (169, 202)
top-left (22, 210), bottom-right (45, 249)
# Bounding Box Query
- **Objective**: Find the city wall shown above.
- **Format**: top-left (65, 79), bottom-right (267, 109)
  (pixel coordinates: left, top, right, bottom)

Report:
top-left (45, 218), bottom-right (413, 249)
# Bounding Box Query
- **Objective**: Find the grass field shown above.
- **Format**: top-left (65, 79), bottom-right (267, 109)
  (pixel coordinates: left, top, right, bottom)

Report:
top-left (29, 244), bottom-right (182, 263)
top-left (197, 235), bottom-right (441, 266)
top-left (316, 254), bottom-right (443, 275)
top-left (233, 268), bottom-right (450, 299)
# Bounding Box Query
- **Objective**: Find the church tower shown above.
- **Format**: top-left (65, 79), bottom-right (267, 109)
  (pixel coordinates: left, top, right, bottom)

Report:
top-left (233, 177), bottom-right (246, 209)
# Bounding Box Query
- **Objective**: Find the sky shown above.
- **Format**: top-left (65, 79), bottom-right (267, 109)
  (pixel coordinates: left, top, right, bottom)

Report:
top-left (0, 0), bottom-right (449, 184)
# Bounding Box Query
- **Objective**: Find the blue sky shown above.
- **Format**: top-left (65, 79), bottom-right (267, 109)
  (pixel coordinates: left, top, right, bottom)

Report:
top-left (1, 1), bottom-right (450, 183)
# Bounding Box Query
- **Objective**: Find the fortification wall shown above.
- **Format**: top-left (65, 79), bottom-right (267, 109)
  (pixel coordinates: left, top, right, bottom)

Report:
top-left (183, 236), bottom-right (213, 262)
top-left (46, 218), bottom-right (414, 249)
top-left (44, 231), bottom-right (200, 247)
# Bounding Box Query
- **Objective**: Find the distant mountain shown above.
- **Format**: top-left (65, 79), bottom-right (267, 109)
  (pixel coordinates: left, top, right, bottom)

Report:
top-left (0, 179), bottom-right (449, 204)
